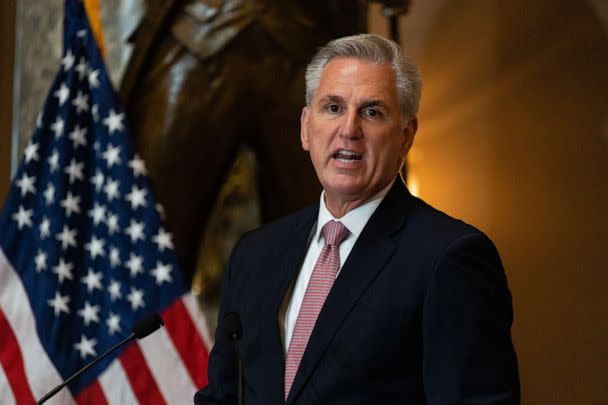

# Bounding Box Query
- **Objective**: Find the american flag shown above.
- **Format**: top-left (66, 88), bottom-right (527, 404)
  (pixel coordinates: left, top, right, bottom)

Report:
top-left (0, 1), bottom-right (211, 403)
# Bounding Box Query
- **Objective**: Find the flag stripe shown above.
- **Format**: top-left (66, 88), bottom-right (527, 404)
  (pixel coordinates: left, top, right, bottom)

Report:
top-left (120, 343), bottom-right (166, 404)
top-left (0, 364), bottom-right (17, 405)
top-left (139, 321), bottom-right (197, 403)
top-left (98, 360), bottom-right (139, 405)
top-left (0, 309), bottom-right (34, 405)
top-left (182, 293), bottom-right (214, 349)
top-left (164, 298), bottom-right (209, 388)
top-left (75, 379), bottom-right (108, 405)
top-left (0, 249), bottom-right (74, 404)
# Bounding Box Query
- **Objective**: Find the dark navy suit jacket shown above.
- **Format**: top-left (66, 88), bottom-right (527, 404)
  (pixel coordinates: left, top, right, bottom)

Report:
top-left (195, 179), bottom-right (519, 404)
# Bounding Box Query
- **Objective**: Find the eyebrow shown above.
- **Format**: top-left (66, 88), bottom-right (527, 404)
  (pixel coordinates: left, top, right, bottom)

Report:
top-left (317, 96), bottom-right (387, 110)
top-left (318, 95), bottom-right (344, 104)
top-left (360, 100), bottom-right (387, 110)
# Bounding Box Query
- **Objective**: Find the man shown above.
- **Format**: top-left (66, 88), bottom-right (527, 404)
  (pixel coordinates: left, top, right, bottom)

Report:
top-left (195, 34), bottom-right (520, 404)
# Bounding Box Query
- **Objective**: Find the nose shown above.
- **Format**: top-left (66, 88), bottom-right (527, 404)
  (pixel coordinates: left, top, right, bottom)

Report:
top-left (338, 110), bottom-right (363, 140)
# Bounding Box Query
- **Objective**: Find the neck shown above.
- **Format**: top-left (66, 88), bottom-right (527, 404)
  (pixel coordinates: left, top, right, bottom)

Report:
top-left (323, 180), bottom-right (395, 218)
top-left (324, 196), bottom-right (368, 218)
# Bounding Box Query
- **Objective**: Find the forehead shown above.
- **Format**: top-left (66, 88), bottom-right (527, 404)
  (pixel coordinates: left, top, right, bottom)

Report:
top-left (315, 57), bottom-right (398, 102)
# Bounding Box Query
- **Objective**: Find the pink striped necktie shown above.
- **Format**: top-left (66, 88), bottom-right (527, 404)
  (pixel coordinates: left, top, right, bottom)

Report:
top-left (284, 220), bottom-right (350, 400)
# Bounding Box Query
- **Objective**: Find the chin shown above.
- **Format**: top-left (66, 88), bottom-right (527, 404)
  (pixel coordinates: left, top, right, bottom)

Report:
top-left (324, 179), bottom-right (368, 199)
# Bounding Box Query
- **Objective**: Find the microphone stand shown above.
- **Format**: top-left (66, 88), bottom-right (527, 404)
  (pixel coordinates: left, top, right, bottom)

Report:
top-left (232, 331), bottom-right (244, 405)
top-left (36, 333), bottom-right (135, 404)
top-left (37, 313), bottom-right (163, 404)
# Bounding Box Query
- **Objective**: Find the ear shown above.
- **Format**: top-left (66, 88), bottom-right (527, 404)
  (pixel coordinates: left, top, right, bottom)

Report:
top-left (401, 116), bottom-right (418, 156)
top-left (300, 107), bottom-right (311, 151)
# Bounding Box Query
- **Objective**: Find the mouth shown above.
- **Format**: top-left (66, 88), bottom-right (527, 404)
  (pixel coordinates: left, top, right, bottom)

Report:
top-left (332, 149), bottom-right (363, 163)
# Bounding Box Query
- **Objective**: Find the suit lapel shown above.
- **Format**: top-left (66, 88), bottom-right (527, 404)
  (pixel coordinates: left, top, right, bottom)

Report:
top-left (286, 180), bottom-right (415, 404)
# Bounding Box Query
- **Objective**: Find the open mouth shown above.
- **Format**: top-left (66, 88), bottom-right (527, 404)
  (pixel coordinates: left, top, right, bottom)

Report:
top-left (333, 149), bottom-right (362, 163)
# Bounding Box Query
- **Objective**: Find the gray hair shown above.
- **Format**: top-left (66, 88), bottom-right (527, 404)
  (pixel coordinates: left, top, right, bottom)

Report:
top-left (305, 33), bottom-right (422, 120)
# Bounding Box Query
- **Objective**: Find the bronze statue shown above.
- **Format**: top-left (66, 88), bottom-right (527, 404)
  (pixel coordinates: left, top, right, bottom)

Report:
top-left (119, 0), bottom-right (407, 292)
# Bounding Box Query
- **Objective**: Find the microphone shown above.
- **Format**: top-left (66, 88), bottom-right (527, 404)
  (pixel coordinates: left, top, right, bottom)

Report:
top-left (36, 313), bottom-right (164, 405)
top-left (224, 312), bottom-right (243, 405)
top-left (132, 312), bottom-right (164, 339)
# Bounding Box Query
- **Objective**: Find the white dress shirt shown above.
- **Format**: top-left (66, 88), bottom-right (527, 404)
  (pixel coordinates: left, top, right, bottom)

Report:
top-left (283, 180), bottom-right (394, 351)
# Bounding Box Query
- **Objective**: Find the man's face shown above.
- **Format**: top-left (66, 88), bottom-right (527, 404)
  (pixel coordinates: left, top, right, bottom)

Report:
top-left (301, 57), bottom-right (417, 214)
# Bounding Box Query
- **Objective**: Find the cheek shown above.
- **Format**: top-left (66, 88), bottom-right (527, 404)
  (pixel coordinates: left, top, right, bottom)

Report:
top-left (375, 139), bottom-right (405, 168)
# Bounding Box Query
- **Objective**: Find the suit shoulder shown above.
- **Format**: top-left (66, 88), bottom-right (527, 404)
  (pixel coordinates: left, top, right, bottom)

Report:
top-left (404, 196), bottom-right (495, 252)
top-left (235, 204), bottom-right (317, 249)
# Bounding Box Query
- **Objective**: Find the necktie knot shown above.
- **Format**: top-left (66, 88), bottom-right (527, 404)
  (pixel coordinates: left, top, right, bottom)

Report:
top-left (321, 220), bottom-right (350, 247)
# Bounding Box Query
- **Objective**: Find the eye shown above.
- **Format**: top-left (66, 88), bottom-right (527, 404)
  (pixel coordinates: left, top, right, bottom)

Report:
top-left (363, 107), bottom-right (383, 119)
top-left (325, 104), bottom-right (341, 113)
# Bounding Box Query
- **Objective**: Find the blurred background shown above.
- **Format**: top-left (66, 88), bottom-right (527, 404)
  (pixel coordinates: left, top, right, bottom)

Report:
top-left (1, 0), bottom-right (607, 403)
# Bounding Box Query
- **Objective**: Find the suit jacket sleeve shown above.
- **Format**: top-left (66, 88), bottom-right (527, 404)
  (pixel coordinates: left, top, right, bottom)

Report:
top-left (194, 236), bottom-right (246, 404)
top-left (422, 232), bottom-right (520, 404)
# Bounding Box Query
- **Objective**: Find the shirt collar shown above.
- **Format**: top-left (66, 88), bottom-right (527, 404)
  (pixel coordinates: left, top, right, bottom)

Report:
top-left (314, 179), bottom-right (395, 244)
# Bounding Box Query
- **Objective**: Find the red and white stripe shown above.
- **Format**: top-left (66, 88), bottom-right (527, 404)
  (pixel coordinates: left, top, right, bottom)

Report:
top-left (0, 248), bottom-right (211, 404)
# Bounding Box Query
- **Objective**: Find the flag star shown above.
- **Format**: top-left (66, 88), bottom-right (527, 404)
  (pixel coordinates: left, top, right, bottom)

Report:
top-left (150, 261), bottom-right (173, 285)
top-left (77, 301), bottom-right (101, 326)
top-left (75, 57), bottom-right (88, 80)
top-left (48, 291), bottom-right (70, 315)
top-left (64, 158), bottom-right (84, 183)
top-left (153, 228), bottom-right (174, 252)
top-left (108, 279), bottom-right (122, 301)
top-left (48, 150), bottom-right (60, 172)
top-left (12, 205), bottom-right (33, 229)
top-left (109, 246), bottom-right (121, 268)
top-left (61, 49), bottom-right (75, 70)
top-left (81, 268), bottom-right (103, 293)
top-left (85, 236), bottom-right (105, 260)
top-left (16, 173), bottom-right (36, 197)
top-left (60, 191), bottom-right (81, 217)
top-left (102, 144), bottom-right (121, 167)
top-left (34, 249), bottom-right (47, 272)
top-left (88, 203), bottom-right (106, 225)
top-left (44, 184), bottom-right (55, 205)
top-left (88, 68), bottom-right (100, 88)
top-left (36, 111), bottom-right (43, 128)
top-left (77, 29), bottom-right (86, 38)
top-left (125, 186), bottom-right (147, 210)
top-left (68, 124), bottom-right (87, 148)
top-left (39, 216), bottom-right (51, 239)
top-left (127, 287), bottom-right (145, 311)
top-left (74, 335), bottom-right (97, 360)
top-left (125, 220), bottom-right (145, 243)
top-left (91, 169), bottom-right (104, 192)
top-left (24, 142), bottom-right (40, 163)
top-left (128, 154), bottom-right (147, 177)
top-left (56, 225), bottom-right (77, 250)
top-left (72, 90), bottom-right (89, 113)
top-left (51, 117), bottom-right (65, 138)
top-left (92, 104), bottom-right (99, 122)
top-left (103, 178), bottom-right (120, 201)
top-left (54, 82), bottom-right (70, 105)
top-left (102, 109), bottom-right (125, 135)
top-left (106, 213), bottom-right (120, 234)
top-left (106, 312), bottom-right (122, 335)
top-left (125, 253), bottom-right (144, 277)
top-left (52, 258), bottom-right (74, 284)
